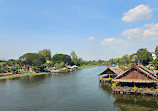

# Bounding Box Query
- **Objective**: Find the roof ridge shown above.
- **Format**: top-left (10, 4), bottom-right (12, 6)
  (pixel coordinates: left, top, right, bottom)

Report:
top-left (115, 64), bottom-right (158, 81)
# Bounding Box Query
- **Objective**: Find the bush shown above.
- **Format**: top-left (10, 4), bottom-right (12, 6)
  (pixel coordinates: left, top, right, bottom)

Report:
top-left (54, 62), bottom-right (65, 69)
top-left (9, 67), bottom-right (17, 74)
top-left (15, 69), bottom-right (21, 74)
top-left (32, 66), bottom-right (40, 73)
top-left (138, 88), bottom-right (143, 92)
top-left (0, 68), bottom-right (6, 73)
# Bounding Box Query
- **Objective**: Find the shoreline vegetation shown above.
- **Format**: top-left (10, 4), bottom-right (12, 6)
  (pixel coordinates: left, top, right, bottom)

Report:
top-left (1, 46), bottom-right (158, 80)
top-left (0, 65), bottom-right (95, 80)
top-left (0, 49), bottom-right (106, 80)
top-left (78, 65), bottom-right (95, 70)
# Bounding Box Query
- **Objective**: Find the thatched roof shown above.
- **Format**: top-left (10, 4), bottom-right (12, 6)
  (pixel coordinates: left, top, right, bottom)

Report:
top-left (114, 63), bottom-right (158, 83)
top-left (138, 64), bottom-right (156, 77)
top-left (110, 67), bottom-right (124, 75)
top-left (113, 79), bottom-right (157, 83)
top-left (99, 66), bottom-right (124, 75)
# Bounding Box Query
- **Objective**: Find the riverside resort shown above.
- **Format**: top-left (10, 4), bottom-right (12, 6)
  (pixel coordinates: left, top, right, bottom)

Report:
top-left (99, 63), bottom-right (158, 96)
top-left (1, 0), bottom-right (158, 111)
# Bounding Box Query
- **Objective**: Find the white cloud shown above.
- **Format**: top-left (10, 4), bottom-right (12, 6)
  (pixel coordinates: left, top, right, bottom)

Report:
top-left (122, 23), bottom-right (158, 40)
top-left (122, 27), bottom-right (143, 39)
top-left (88, 36), bottom-right (95, 41)
top-left (102, 38), bottom-right (123, 45)
top-left (122, 5), bottom-right (152, 22)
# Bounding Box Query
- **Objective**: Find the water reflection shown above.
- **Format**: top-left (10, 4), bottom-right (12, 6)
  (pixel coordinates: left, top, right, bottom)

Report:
top-left (100, 83), bottom-right (158, 111)
top-left (19, 74), bottom-right (52, 83)
top-left (99, 82), bottom-right (113, 95)
top-left (113, 94), bottom-right (158, 111)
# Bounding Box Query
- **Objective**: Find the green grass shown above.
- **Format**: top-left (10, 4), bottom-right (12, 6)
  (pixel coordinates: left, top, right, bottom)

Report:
top-left (78, 65), bottom-right (94, 70)
top-left (0, 72), bottom-right (49, 80)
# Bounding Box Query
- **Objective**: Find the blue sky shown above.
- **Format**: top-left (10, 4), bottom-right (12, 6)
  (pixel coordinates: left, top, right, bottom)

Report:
top-left (0, 0), bottom-right (158, 60)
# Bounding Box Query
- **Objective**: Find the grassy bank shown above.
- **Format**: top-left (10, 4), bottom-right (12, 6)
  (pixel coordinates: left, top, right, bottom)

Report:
top-left (78, 65), bottom-right (94, 70)
top-left (0, 66), bottom-right (94, 80)
top-left (0, 72), bottom-right (49, 80)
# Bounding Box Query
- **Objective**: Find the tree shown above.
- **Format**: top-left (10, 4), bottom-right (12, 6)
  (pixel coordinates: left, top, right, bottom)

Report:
top-left (6, 59), bottom-right (16, 66)
top-left (9, 67), bottom-right (17, 74)
top-left (130, 54), bottom-right (137, 63)
top-left (0, 62), bottom-right (8, 73)
top-left (122, 54), bottom-right (130, 65)
top-left (152, 58), bottom-right (158, 70)
top-left (136, 48), bottom-right (153, 65)
top-left (155, 46), bottom-right (158, 58)
top-left (115, 58), bottom-right (122, 65)
top-left (38, 49), bottom-right (51, 60)
top-left (52, 54), bottom-right (71, 65)
top-left (54, 62), bottom-right (65, 69)
top-left (77, 57), bottom-right (84, 66)
top-left (19, 53), bottom-right (45, 66)
top-left (70, 51), bottom-right (78, 65)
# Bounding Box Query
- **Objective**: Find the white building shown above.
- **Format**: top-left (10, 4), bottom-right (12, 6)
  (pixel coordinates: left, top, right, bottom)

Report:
top-left (152, 52), bottom-right (157, 60)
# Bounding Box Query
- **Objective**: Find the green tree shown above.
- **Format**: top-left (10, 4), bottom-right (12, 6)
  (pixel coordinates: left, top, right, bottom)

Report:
top-left (129, 54), bottom-right (137, 63)
top-left (38, 49), bottom-right (51, 60)
top-left (115, 58), bottom-right (122, 65)
top-left (16, 60), bottom-right (24, 66)
top-left (52, 54), bottom-right (71, 65)
top-left (54, 62), bottom-right (65, 69)
top-left (77, 57), bottom-right (84, 66)
top-left (70, 51), bottom-right (78, 65)
top-left (19, 53), bottom-right (45, 66)
top-left (9, 67), bottom-right (17, 74)
top-left (122, 54), bottom-right (130, 65)
top-left (0, 62), bottom-right (8, 73)
top-left (155, 46), bottom-right (158, 58)
top-left (6, 59), bottom-right (16, 66)
top-left (152, 58), bottom-right (158, 70)
top-left (136, 48), bottom-right (152, 65)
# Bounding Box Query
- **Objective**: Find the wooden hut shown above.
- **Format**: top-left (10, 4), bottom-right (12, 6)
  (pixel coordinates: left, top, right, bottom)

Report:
top-left (99, 66), bottom-right (124, 82)
top-left (112, 63), bottom-right (158, 95)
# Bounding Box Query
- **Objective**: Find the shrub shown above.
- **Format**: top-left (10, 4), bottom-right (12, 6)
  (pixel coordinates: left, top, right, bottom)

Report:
top-left (155, 89), bottom-right (158, 93)
top-left (133, 86), bottom-right (138, 91)
top-left (0, 68), bottom-right (6, 73)
top-left (32, 66), bottom-right (40, 73)
top-left (138, 88), bottom-right (143, 92)
top-left (9, 67), bottom-right (17, 74)
top-left (54, 62), bottom-right (65, 69)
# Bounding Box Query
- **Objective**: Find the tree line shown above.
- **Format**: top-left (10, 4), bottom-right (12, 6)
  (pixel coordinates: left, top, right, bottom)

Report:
top-left (0, 46), bottom-right (158, 74)
top-left (0, 49), bottom-right (105, 74)
top-left (105, 46), bottom-right (158, 70)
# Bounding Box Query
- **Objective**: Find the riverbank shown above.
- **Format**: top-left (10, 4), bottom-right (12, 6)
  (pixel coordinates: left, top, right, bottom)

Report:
top-left (0, 72), bottom-right (49, 80)
top-left (78, 65), bottom-right (95, 70)
top-left (0, 65), bottom-right (96, 80)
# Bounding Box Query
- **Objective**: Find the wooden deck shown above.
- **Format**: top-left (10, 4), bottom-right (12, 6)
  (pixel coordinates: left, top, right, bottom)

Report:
top-left (113, 87), bottom-right (158, 96)
top-left (99, 78), bottom-right (111, 82)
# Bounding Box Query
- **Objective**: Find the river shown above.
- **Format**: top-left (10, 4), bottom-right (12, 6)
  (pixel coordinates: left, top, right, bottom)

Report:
top-left (0, 66), bottom-right (157, 111)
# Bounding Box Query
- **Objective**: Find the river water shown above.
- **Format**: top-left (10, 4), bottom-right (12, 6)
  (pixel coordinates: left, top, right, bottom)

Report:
top-left (0, 66), bottom-right (157, 111)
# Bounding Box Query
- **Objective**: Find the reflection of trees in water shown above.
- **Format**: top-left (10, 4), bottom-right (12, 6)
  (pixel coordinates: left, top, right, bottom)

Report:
top-left (99, 82), bottom-right (113, 96)
top-left (19, 74), bottom-right (52, 84)
top-left (0, 79), bottom-right (8, 83)
top-left (113, 94), bottom-right (158, 111)
top-left (0, 74), bottom-right (52, 84)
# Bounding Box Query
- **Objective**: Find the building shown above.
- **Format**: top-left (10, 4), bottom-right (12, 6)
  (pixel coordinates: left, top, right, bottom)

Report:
top-left (99, 66), bottom-right (124, 82)
top-left (152, 52), bottom-right (157, 60)
top-left (137, 63), bottom-right (156, 77)
top-left (112, 63), bottom-right (158, 95)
